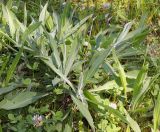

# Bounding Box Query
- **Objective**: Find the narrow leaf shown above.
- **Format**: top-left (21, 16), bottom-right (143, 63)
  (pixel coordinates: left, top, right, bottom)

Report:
top-left (112, 50), bottom-right (127, 97)
top-left (114, 22), bottom-right (132, 47)
top-left (89, 80), bottom-right (119, 92)
top-left (5, 47), bottom-right (23, 85)
top-left (65, 38), bottom-right (80, 76)
top-left (0, 83), bottom-right (22, 96)
top-left (22, 22), bottom-right (41, 42)
top-left (63, 14), bottom-right (93, 40)
top-left (39, 2), bottom-right (48, 25)
top-left (71, 94), bottom-right (95, 131)
top-left (24, 3), bottom-right (27, 26)
top-left (84, 48), bottom-right (112, 84)
top-left (0, 55), bottom-right (10, 78)
top-left (2, 5), bottom-right (16, 37)
top-left (0, 91), bottom-right (47, 110)
top-left (131, 64), bottom-right (148, 109)
top-left (125, 110), bottom-right (141, 132)
top-left (154, 92), bottom-right (160, 132)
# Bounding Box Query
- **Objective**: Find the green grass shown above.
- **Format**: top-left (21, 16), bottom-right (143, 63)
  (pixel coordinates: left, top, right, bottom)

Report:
top-left (0, 0), bottom-right (159, 131)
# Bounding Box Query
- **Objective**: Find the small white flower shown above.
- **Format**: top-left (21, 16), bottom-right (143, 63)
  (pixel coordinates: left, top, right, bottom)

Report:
top-left (83, 41), bottom-right (89, 46)
top-left (109, 102), bottom-right (117, 109)
top-left (32, 114), bottom-right (43, 127)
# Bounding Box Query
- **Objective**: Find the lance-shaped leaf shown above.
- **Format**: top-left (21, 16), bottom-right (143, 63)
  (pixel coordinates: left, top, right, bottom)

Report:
top-left (5, 47), bottom-right (23, 86)
top-left (22, 22), bottom-right (41, 42)
top-left (2, 5), bottom-right (16, 37)
top-left (89, 80), bottom-right (119, 92)
top-left (154, 92), bottom-right (160, 132)
top-left (71, 94), bottom-right (95, 131)
top-left (0, 91), bottom-right (48, 110)
top-left (65, 38), bottom-right (80, 76)
top-left (0, 83), bottom-right (22, 96)
top-left (125, 110), bottom-right (141, 132)
top-left (131, 63), bottom-right (148, 109)
top-left (0, 55), bottom-right (10, 78)
top-left (63, 14), bottom-right (93, 40)
top-left (84, 47), bottom-right (112, 84)
top-left (112, 49), bottom-right (127, 97)
top-left (39, 2), bottom-right (48, 25)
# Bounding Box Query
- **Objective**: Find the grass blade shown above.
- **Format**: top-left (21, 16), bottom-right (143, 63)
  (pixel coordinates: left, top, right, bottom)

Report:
top-left (5, 47), bottom-right (23, 86)
top-left (112, 49), bottom-right (127, 98)
top-left (132, 73), bottom-right (159, 110)
top-left (114, 22), bottom-right (132, 48)
top-left (0, 55), bottom-right (10, 78)
top-left (116, 22), bottom-right (132, 45)
top-left (103, 62), bottom-right (118, 77)
top-left (39, 2), bottom-right (48, 25)
top-left (131, 63), bottom-right (148, 109)
top-left (84, 48), bottom-right (112, 84)
top-left (71, 94), bottom-right (95, 131)
top-left (77, 73), bottom-right (87, 105)
top-left (89, 80), bottom-right (119, 92)
top-left (2, 5), bottom-right (16, 37)
top-left (63, 14), bottom-right (93, 40)
top-left (125, 110), bottom-right (141, 132)
top-left (65, 38), bottom-right (80, 76)
top-left (153, 92), bottom-right (160, 132)
top-left (24, 3), bottom-right (27, 26)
